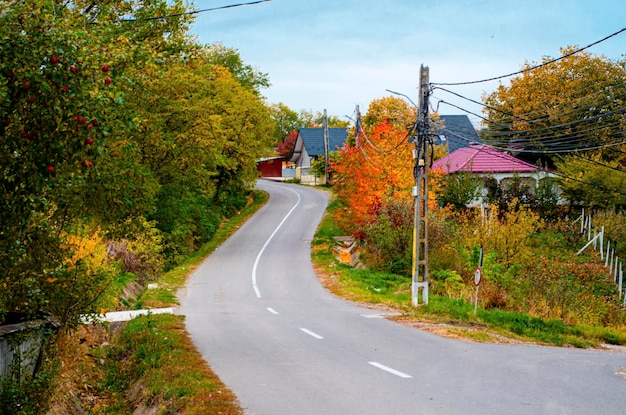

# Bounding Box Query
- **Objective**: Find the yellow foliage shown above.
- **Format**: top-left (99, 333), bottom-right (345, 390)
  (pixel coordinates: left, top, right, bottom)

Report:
top-left (463, 204), bottom-right (542, 267)
top-left (62, 230), bottom-right (107, 274)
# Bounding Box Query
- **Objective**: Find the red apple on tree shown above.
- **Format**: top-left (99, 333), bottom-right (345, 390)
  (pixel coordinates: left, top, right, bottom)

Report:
top-left (101, 64), bottom-right (109, 72)
top-left (85, 137), bottom-right (93, 145)
top-left (104, 77), bottom-right (112, 85)
top-left (47, 165), bottom-right (54, 172)
top-left (51, 56), bottom-right (59, 64)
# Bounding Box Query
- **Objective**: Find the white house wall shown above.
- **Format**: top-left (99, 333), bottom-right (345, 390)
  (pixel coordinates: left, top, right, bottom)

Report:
top-left (468, 171), bottom-right (563, 207)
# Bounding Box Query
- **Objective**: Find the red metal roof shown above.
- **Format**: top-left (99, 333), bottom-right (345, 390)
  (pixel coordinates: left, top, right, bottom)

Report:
top-left (432, 144), bottom-right (539, 174)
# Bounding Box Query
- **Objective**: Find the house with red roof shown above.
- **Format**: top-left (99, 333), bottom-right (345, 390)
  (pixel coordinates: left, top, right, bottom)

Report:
top-left (432, 143), bottom-right (559, 207)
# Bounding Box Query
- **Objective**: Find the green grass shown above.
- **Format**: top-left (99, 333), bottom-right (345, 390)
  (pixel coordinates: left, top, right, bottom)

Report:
top-left (98, 314), bottom-right (243, 414)
top-left (312, 198), bottom-right (626, 349)
top-left (98, 272), bottom-right (140, 311)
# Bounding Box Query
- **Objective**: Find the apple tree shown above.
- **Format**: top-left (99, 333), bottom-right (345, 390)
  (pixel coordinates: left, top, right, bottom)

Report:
top-left (0, 0), bottom-right (194, 328)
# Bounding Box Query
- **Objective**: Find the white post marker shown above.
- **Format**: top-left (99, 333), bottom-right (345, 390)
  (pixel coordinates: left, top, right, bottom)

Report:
top-left (473, 267), bottom-right (482, 315)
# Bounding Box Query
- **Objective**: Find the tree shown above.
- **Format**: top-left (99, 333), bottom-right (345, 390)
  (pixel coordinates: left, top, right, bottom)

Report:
top-left (363, 95), bottom-right (416, 131)
top-left (482, 48), bottom-right (626, 207)
top-left (205, 42), bottom-right (270, 95)
top-left (483, 48), bottom-right (625, 160)
top-left (555, 158), bottom-right (626, 210)
top-left (269, 103), bottom-right (301, 144)
top-left (332, 119), bottom-right (414, 232)
top-left (134, 59), bottom-right (274, 258)
top-left (299, 109), bottom-right (350, 128)
top-left (0, 0), bottom-right (193, 328)
top-left (276, 130), bottom-right (298, 159)
top-left (436, 171), bottom-right (481, 211)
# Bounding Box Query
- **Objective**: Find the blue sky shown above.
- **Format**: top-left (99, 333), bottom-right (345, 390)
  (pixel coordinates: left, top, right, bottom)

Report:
top-left (190, 0), bottom-right (626, 125)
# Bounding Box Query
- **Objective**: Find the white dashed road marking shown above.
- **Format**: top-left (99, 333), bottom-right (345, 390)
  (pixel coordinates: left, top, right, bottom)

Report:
top-left (368, 361), bottom-right (412, 378)
top-left (300, 328), bottom-right (324, 339)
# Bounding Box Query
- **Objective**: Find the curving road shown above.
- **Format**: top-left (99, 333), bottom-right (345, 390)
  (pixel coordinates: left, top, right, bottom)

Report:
top-left (180, 179), bottom-right (626, 415)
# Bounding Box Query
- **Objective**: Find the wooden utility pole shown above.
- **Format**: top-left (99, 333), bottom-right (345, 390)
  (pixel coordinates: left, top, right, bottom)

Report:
top-left (412, 65), bottom-right (430, 306)
top-left (354, 105), bottom-right (361, 147)
top-left (323, 109), bottom-right (330, 184)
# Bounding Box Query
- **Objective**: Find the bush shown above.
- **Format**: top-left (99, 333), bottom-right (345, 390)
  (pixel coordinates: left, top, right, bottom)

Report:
top-left (361, 198), bottom-right (413, 274)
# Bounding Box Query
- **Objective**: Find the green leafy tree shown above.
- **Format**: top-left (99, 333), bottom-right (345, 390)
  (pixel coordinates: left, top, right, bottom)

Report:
top-left (205, 42), bottom-right (270, 94)
top-left (0, 0), bottom-right (193, 327)
top-left (134, 59), bottom-right (274, 260)
top-left (270, 102), bottom-right (301, 144)
top-left (0, 0), bottom-right (194, 411)
top-left (362, 197), bottom-right (414, 274)
top-left (437, 171), bottom-right (481, 210)
top-left (299, 109), bottom-right (350, 128)
top-left (555, 158), bottom-right (626, 210)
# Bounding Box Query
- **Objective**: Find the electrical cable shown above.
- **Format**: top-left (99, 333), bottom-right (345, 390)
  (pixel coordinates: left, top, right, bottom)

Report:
top-left (487, 108), bottom-right (626, 137)
top-left (117, 0), bottom-right (272, 23)
top-left (434, 79), bottom-right (626, 129)
top-left (431, 26), bottom-right (626, 86)
top-left (439, 129), bottom-right (626, 197)
top-left (569, 154), bottom-right (626, 174)
top-left (435, 97), bottom-right (626, 154)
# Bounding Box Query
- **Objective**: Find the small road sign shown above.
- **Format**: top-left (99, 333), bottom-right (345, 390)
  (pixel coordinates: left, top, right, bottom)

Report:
top-left (474, 268), bottom-right (482, 286)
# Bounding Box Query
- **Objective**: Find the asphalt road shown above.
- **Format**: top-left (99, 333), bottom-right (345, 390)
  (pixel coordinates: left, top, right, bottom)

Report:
top-left (180, 179), bottom-right (626, 415)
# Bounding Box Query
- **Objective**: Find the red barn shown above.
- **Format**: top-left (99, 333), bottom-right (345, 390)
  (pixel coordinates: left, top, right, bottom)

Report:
top-left (257, 157), bottom-right (284, 178)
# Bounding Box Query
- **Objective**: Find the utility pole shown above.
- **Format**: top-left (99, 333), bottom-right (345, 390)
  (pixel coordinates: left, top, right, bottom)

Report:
top-left (354, 105), bottom-right (361, 147)
top-left (412, 65), bottom-right (430, 306)
top-left (323, 109), bottom-right (330, 184)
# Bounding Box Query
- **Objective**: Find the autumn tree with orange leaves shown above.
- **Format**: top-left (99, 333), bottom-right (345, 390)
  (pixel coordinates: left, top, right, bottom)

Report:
top-left (331, 96), bottom-right (452, 273)
top-left (331, 97), bottom-right (419, 273)
top-left (332, 119), bottom-right (414, 230)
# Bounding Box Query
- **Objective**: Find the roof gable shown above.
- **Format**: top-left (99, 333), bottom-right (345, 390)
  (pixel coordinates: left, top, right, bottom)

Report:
top-left (298, 128), bottom-right (348, 157)
top-left (436, 115), bottom-right (482, 153)
top-left (432, 144), bottom-right (540, 174)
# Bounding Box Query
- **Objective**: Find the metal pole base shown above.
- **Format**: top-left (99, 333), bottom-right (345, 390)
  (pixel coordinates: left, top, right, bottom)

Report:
top-left (412, 281), bottom-right (429, 306)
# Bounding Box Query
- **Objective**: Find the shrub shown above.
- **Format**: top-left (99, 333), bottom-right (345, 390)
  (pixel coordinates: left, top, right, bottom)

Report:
top-left (462, 204), bottom-right (543, 267)
top-left (430, 269), bottom-right (473, 301)
top-left (437, 170), bottom-right (481, 211)
top-left (361, 198), bottom-right (413, 274)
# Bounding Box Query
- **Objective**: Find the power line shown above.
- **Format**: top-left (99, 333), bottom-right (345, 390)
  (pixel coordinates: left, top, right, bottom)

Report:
top-left (570, 154), bottom-right (626, 174)
top-left (435, 79), bottom-right (626, 129)
top-left (487, 107), bottom-right (626, 137)
top-left (117, 0), bottom-right (272, 23)
top-left (439, 129), bottom-right (626, 197)
top-left (431, 26), bottom-right (626, 86)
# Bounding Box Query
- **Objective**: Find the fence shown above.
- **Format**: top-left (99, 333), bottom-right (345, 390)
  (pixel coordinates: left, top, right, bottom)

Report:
top-left (576, 209), bottom-right (625, 306)
top-left (0, 317), bottom-right (57, 382)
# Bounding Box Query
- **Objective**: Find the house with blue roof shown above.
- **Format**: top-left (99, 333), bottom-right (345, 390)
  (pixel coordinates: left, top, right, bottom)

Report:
top-left (434, 115), bottom-right (482, 153)
top-left (289, 127), bottom-right (348, 170)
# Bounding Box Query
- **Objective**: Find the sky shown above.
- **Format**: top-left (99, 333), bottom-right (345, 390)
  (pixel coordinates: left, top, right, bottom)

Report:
top-left (190, 0), bottom-right (626, 126)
